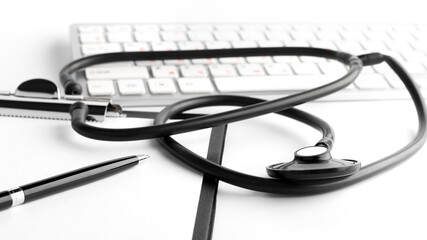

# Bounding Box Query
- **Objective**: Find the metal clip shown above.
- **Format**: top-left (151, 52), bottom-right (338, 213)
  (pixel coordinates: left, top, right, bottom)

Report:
top-left (0, 79), bottom-right (124, 121)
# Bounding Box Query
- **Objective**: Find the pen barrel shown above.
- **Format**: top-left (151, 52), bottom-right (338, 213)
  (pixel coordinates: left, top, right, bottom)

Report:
top-left (0, 191), bottom-right (13, 210)
top-left (20, 156), bottom-right (140, 203)
top-left (0, 187), bottom-right (25, 210)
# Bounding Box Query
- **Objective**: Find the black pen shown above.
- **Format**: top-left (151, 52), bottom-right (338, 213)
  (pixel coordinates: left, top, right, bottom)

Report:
top-left (0, 154), bottom-right (149, 211)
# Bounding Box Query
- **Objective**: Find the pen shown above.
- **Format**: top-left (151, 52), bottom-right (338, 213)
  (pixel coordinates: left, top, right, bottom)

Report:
top-left (0, 154), bottom-right (149, 211)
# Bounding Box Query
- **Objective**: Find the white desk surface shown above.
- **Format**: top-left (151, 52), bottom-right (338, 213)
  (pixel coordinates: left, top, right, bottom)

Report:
top-left (0, 1), bottom-right (426, 239)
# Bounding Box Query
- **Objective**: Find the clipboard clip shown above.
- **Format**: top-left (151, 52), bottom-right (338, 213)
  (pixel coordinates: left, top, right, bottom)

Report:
top-left (0, 79), bottom-right (124, 121)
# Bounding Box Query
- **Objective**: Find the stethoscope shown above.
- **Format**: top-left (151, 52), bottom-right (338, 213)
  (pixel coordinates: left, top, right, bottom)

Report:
top-left (58, 47), bottom-right (427, 195)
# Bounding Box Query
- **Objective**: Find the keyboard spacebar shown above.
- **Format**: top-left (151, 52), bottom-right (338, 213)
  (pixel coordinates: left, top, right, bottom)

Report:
top-left (214, 75), bottom-right (333, 92)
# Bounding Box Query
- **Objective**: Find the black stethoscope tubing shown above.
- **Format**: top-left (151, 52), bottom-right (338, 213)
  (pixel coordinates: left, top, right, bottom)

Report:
top-left (61, 48), bottom-right (427, 194)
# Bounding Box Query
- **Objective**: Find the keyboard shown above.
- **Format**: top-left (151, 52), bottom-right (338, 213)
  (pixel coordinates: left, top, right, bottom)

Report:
top-left (70, 23), bottom-right (427, 106)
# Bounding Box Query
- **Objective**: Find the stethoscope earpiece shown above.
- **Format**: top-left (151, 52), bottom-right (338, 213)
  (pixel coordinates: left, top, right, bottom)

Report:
top-left (266, 146), bottom-right (361, 180)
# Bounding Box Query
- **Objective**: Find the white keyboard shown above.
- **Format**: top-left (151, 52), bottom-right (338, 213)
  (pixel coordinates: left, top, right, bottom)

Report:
top-left (70, 23), bottom-right (427, 106)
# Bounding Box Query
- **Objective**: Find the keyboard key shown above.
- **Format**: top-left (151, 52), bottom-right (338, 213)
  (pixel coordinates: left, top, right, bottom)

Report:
top-left (107, 32), bottom-right (133, 43)
top-left (354, 74), bottom-right (390, 89)
top-left (300, 56), bottom-right (327, 63)
top-left (392, 24), bottom-right (417, 31)
top-left (293, 24), bottom-right (318, 31)
top-left (361, 66), bottom-right (376, 74)
top-left (373, 63), bottom-right (392, 74)
top-left (264, 63), bottom-right (293, 75)
top-left (152, 65), bottom-right (179, 78)
top-left (309, 40), bottom-right (338, 50)
top-left (178, 41), bottom-right (205, 50)
top-left (385, 41), bottom-right (413, 51)
top-left (400, 51), bottom-right (427, 62)
top-left (219, 57), bottom-right (246, 64)
top-left (231, 41), bottom-right (257, 48)
top-left (214, 75), bottom-right (331, 92)
top-left (291, 30), bottom-right (317, 40)
top-left (107, 25), bottom-right (132, 32)
top-left (136, 60), bottom-right (163, 66)
top-left (81, 43), bottom-right (122, 55)
top-left (188, 31), bottom-right (214, 41)
top-left (209, 64), bottom-right (237, 77)
top-left (318, 24), bottom-right (342, 31)
top-left (344, 24), bottom-right (368, 32)
top-left (188, 24), bottom-right (214, 31)
top-left (147, 78), bottom-right (177, 94)
top-left (86, 67), bottom-right (149, 80)
top-left (246, 56), bottom-right (273, 63)
top-left (80, 32), bottom-right (105, 43)
top-left (91, 61), bottom-right (135, 68)
top-left (273, 56), bottom-right (300, 63)
top-left (360, 40), bottom-right (389, 52)
top-left (267, 24), bottom-right (292, 31)
top-left (411, 40), bottom-right (427, 51)
top-left (257, 40), bottom-right (283, 47)
top-left (161, 24), bottom-right (187, 31)
top-left (134, 31), bottom-right (161, 42)
top-left (117, 79), bottom-right (146, 95)
top-left (364, 30), bottom-right (391, 40)
top-left (413, 74), bottom-right (427, 88)
top-left (78, 25), bottom-right (104, 33)
top-left (381, 51), bottom-right (405, 63)
top-left (384, 74), bottom-right (406, 89)
top-left (134, 24), bottom-right (160, 32)
top-left (318, 62), bottom-right (347, 76)
top-left (369, 24), bottom-right (393, 31)
top-left (87, 80), bottom-right (115, 96)
top-left (241, 24), bottom-right (266, 31)
top-left (416, 24), bottom-right (427, 31)
top-left (215, 24), bottom-right (240, 31)
top-left (265, 31), bottom-right (292, 40)
top-left (283, 40), bottom-right (310, 47)
top-left (335, 40), bottom-right (364, 53)
top-left (177, 78), bottom-right (214, 93)
top-left (291, 63), bottom-right (321, 75)
top-left (240, 31), bottom-right (266, 41)
top-left (180, 65), bottom-right (208, 77)
top-left (205, 41), bottom-right (231, 49)
top-left (123, 42), bottom-right (151, 52)
top-left (214, 31), bottom-right (240, 41)
top-left (164, 59), bottom-right (191, 65)
top-left (339, 30), bottom-right (366, 40)
top-left (191, 58), bottom-right (218, 64)
top-left (151, 41), bottom-right (178, 51)
top-left (401, 62), bottom-right (427, 74)
top-left (237, 64), bottom-right (265, 76)
top-left (416, 29), bottom-right (427, 40)
top-left (389, 30), bottom-right (416, 41)
top-left (315, 30), bottom-right (342, 40)
top-left (161, 31), bottom-right (188, 41)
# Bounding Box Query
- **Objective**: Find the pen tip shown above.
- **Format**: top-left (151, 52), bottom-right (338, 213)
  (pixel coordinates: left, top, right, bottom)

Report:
top-left (137, 154), bottom-right (150, 161)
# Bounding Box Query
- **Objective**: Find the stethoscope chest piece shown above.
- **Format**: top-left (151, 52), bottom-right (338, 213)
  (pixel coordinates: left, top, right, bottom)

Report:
top-left (266, 146), bottom-right (361, 181)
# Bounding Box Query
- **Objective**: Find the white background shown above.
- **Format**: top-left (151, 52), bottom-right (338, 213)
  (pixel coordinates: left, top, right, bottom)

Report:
top-left (0, 1), bottom-right (426, 239)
